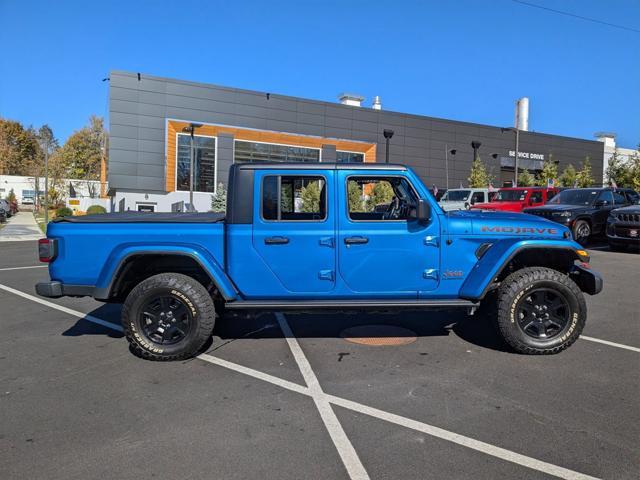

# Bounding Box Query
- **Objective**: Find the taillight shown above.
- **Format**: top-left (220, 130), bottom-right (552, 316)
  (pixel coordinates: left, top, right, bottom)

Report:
top-left (38, 238), bottom-right (57, 263)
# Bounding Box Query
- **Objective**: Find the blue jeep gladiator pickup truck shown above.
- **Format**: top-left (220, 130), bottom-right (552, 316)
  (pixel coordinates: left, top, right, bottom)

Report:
top-left (36, 163), bottom-right (602, 360)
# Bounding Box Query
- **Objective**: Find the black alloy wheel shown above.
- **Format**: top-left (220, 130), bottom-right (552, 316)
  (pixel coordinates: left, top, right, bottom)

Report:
top-left (514, 288), bottom-right (570, 340)
top-left (140, 295), bottom-right (192, 345)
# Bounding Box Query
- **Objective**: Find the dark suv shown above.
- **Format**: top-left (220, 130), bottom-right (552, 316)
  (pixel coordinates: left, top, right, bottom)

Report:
top-left (524, 188), bottom-right (638, 245)
top-left (607, 198), bottom-right (640, 252)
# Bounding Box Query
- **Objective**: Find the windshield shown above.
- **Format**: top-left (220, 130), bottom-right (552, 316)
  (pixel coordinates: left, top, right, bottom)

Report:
top-left (441, 190), bottom-right (470, 201)
top-left (547, 189), bottom-right (600, 206)
top-left (494, 190), bottom-right (527, 202)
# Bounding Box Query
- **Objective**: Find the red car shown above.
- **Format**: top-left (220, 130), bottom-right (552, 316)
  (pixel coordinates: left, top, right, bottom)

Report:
top-left (471, 187), bottom-right (559, 213)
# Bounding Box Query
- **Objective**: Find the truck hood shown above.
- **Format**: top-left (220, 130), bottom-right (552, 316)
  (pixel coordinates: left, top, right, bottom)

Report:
top-left (524, 204), bottom-right (587, 214)
top-left (445, 209), bottom-right (568, 238)
top-left (471, 201), bottom-right (522, 211)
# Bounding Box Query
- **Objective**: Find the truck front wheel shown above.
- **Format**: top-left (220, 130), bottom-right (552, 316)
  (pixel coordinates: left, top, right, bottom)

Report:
top-left (496, 267), bottom-right (586, 354)
top-left (122, 273), bottom-right (216, 360)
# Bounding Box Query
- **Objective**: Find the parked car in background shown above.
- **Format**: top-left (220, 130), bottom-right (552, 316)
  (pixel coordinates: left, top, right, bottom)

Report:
top-left (471, 187), bottom-right (558, 213)
top-left (438, 188), bottom-right (490, 211)
top-left (524, 188), bottom-right (638, 245)
top-left (607, 200), bottom-right (640, 252)
top-left (0, 204), bottom-right (7, 223)
top-left (0, 199), bottom-right (12, 219)
top-left (21, 197), bottom-right (34, 206)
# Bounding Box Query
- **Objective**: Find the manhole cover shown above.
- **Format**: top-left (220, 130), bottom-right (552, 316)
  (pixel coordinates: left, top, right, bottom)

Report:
top-left (340, 325), bottom-right (417, 346)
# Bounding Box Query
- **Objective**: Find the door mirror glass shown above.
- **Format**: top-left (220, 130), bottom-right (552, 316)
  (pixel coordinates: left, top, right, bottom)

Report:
top-left (417, 199), bottom-right (430, 224)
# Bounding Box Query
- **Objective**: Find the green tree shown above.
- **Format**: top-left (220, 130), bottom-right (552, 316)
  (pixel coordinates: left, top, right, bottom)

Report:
top-left (280, 182), bottom-right (293, 212)
top-left (210, 182), bottom-right (227, 212)
top-left (628, 148), bottom-right (640, 191)
top-left (366, 181), bottom-right (394, 212)
top-left (536, 157), bottom-right (558, 187)
top-left (575, 157), bottom-right (593, 187)
top-left (559, 164), bottom-right (577, 187)
top-left (56, 116), bottom-right (107, 195)
top-left (517, 169), bottom-right (535, 187)
top-left (347, 180), bottom-right (364, 212)
top-left (0, 118), bottom-right (40, 175)
top-left (467, 156), bottom-right (493, 188)
top-left (300, 180), bottom-right (321, 213)
top-left (605, 151), bottom-right (635, 187)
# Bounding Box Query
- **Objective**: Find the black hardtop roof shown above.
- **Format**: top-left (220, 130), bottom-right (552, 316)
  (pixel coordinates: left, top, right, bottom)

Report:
top-left (233, 162), bottom-right (407, 171)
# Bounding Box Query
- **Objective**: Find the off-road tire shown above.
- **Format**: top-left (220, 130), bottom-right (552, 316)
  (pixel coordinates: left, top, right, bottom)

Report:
top-left (122, 273), bottom-right (216, 361)
top-left (496, 267), bottom-right (586, 355)
top-left (572, 219), bottom-right (591, 246)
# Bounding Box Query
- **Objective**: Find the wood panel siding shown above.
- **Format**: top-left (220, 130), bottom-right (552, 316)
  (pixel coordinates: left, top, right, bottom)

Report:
top-left (165, 120), bottom-right (376, 192)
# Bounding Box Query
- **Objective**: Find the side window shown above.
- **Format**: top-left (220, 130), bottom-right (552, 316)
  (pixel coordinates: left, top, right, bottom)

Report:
top-left (612, 192), bottom-right (626, 204)
top-left (347, 176), bottom-right (418, 221)
top-left (262, 175), bottom-right (327, 221)
top-left (471, 192), bottom-right (484, 204)
top-left (624, 190), bottom-right (639, 204)
top-left (598, 190), bottom-right (613, 205)
top-left (529, 191), bottom-right (543, 204)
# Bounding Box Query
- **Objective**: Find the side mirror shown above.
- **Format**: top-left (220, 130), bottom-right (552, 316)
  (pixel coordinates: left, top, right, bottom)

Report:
top-left (594, 200), bottom-right (608, 207)
top-left (417, 199), bottom-right (431, 224)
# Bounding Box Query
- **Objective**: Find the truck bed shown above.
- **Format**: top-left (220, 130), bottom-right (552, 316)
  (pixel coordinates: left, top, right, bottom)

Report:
top-left (53, 212), bottom-right (225, 223)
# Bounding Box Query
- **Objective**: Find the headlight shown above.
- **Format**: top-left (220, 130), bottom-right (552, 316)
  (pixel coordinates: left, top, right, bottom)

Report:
top-left (553, 211), bottom-right (572, 217)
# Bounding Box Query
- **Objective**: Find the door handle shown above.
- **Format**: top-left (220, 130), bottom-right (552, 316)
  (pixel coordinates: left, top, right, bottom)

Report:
top-left (344, 236), bottom-right (369, 245)
top-left (264, 236), bottom-right (289, 245)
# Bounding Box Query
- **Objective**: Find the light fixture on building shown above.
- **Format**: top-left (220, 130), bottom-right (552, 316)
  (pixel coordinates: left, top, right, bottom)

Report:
top-left (383, 129), bottom-right (394, 164)
top-left (372, 96), bottom-right (382, 110)
top-left (471, 141), bottom-right (482, 162)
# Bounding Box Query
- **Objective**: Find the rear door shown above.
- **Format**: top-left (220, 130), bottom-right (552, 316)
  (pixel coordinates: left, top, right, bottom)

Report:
top-left (593, 190), bottom-right (615, 232)
top-left (337, 171), bottom-right (440, 296)
top-left (252, 170), bottom-right (336, 294)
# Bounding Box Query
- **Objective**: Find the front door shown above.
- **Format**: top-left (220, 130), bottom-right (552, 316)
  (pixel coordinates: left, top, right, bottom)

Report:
top-left (252, 170), bottom-right (336, 294)
top-left (337, 172), bottom-right (440, 296)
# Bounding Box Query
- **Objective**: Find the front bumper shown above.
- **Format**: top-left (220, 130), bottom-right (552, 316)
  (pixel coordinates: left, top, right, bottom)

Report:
top-left (569, 264), bottom-right (603, 295)
top-left (36, 281), bottom-right (94, 298)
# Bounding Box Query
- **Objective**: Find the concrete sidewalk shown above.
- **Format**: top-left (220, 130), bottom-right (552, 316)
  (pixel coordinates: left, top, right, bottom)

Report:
top-left (0, 212), bottom-right (43, 242)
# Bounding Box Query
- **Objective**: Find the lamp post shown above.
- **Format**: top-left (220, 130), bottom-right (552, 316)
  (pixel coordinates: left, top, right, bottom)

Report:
top-left (501, 127), bottom-right (520, 187)
top-left (471, 140), bottom-right (482, 161)
top-left (445, 145), bottom-right (457, 190)
top-left (39, 138), bottom-right (49, 226)
top-left (383, 129), bottom-right (394, 164)
top-left (182, 123), bottom-right (203, 210)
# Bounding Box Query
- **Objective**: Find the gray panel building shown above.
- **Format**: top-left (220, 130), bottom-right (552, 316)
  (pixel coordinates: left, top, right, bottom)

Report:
top-left (107, 70), bottom-right (604, 212)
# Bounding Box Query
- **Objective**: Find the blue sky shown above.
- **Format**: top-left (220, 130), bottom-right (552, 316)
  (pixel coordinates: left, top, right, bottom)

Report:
top-left (0, 0), bottom-right (638, 147)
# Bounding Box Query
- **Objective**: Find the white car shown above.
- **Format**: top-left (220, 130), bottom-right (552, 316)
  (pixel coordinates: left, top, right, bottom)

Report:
top-left (438, 188), bottom-right (490, 211)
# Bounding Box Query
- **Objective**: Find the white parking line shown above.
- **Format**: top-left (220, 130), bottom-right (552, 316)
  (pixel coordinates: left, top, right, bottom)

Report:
top-left (0, 265), bottom-right (47, 271)
top-left (580, 335), bottom-right (640, 353)
top-left (0, 283), bottom-right (618, 480)
top-left (0, 283), bottom-right (124, 332)
top-left (275, 312), bottom-right (370, 480)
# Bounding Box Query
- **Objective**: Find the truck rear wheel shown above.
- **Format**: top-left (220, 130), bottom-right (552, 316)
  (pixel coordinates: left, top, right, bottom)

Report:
top-left (122, 273), bottom-right (216, 361)
top-left (496, 267), bottom-right (586, 354)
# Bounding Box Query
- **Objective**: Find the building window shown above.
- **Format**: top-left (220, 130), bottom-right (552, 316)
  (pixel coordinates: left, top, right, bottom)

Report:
top-left (235, 140), bottom-right (320, 163)
top-left (336, 151), bottom-right (364, 163)
top-left (262, 175), bottom-right (327, 221)
top-left (177, 134), bottom-right (216, 193)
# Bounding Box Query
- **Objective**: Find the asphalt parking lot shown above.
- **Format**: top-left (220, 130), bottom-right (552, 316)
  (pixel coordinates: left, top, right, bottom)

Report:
top-left (1, 240), bottom-right (638, 480)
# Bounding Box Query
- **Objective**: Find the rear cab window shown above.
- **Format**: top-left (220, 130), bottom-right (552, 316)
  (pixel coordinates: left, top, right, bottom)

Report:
top-left (262, 175), bottom-right (327, 221)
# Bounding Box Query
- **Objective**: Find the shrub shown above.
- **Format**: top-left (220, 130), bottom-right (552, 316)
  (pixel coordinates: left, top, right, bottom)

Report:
top-left (86, 205), bottom-right (107, 215)
top-left (55, 207), bottom-right (73, 218)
